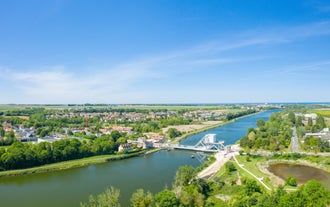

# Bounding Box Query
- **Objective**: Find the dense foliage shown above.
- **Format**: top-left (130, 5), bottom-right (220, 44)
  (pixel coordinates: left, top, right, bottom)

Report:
top-left (0, 133), bottom-right (123, 171)
top-left (240, 112), bottom-right (293, 151)
top-left (81, 166), bottom-right (330, 207)
top-left (240, 110), bottom-right (329, 152)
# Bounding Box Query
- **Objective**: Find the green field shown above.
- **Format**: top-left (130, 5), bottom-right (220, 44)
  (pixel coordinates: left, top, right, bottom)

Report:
top-left (0, 104), bottom-right (23, 111)
top-left (309, 108), bottom-right (330, 118)
top-left (0, 103), bottom-right (249, 113)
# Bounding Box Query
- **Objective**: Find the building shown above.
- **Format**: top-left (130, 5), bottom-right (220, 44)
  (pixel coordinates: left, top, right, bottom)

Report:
top-left (112, 126), bottom-right (133, 134)
top-left (118, 143), bottom-right (132, 152)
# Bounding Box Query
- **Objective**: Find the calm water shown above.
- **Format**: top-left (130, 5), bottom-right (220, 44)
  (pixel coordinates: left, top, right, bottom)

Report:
top-left (0, 110), bottom-right (278, 207)
top-left (269, 163), bottom-right (330, 188)
top-left (181, 109), bottom-right (280, 146)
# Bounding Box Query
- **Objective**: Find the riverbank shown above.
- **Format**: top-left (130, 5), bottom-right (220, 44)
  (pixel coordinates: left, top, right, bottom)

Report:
top-left (0, 150), bottom-right (145, 178)
top-left (198, 145), bottom-right (240, 180)
top-left (173, 110), bottom-right (264, 144)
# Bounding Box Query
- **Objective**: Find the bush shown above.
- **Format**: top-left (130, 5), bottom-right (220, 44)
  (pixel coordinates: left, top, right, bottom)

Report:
top-left (225, 161), bottom-right (236, 174)
top-left (285, 176), bottom-right (297, 187)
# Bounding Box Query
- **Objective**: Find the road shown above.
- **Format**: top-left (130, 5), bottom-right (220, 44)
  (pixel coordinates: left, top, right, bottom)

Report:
top-left (291, 127), bottom-right (300, 153)
top-left (197, 144), bottom-right (240, 180)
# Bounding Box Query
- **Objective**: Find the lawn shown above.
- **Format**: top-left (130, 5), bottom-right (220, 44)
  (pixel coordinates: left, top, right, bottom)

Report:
top-left (234, 155), bottom-right (274, 190)
top-left (309, 109), bottom-right (330, 118)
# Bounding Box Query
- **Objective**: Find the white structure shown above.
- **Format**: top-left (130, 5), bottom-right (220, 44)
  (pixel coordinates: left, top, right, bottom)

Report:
top-left (194, 134), bottom-right (225, 151)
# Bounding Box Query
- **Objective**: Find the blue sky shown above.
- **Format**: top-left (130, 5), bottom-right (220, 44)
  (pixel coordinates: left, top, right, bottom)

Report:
top-left (1, 0), bottom-right (330, 104)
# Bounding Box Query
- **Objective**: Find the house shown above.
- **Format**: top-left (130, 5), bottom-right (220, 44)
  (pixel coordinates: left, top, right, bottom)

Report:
top-left (100, 128), bottom-right (111, 134)
top-left (136, 137), bottom-right (153, 149)
top-left (151, 135), bottom-right (165, 143)
top-left (112, 126), bottom-right (133, 134)
top-left (118, 143), bottom-right (132, 152)
top-left (2, 122), bottom-right (12, 132)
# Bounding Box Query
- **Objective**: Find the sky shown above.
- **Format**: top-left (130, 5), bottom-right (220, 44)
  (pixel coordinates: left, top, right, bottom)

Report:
top-left (0, 0), bottom-right (330, 104)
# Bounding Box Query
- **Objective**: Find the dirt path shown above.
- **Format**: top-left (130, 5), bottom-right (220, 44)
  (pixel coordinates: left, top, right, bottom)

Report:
top-left (233, 155), bottom-right (272, 191)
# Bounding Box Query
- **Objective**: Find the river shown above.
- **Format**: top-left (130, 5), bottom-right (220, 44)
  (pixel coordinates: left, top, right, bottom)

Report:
top-left (0, 109), bottom-right (279, 207)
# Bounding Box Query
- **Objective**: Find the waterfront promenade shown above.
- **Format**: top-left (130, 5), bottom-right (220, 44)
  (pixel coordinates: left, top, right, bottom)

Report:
top-left (198, 144), bottom-right (239, 179)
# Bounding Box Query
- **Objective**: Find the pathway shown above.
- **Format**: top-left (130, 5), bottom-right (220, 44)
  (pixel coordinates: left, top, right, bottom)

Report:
top-left (197, 145), bottom-right (240, 179)
top-left (233, 155), bottom-right (272, 191)
top-left (291, 127), bottom-right (300, 153)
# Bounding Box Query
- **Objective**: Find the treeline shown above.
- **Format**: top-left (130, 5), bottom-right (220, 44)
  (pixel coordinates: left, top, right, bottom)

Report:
top-left (3, 107), bottom-right (46, 116)
top-left (226, 109), bottom-right (256, 121)
top-left (240, 112), bottom-right (293, 151)
top-left (302, 136), bottom-right (330, 152)
top-left (0, 133), bottom-right (126, 171)
top-left (131, 117), bottom-right (192, 134)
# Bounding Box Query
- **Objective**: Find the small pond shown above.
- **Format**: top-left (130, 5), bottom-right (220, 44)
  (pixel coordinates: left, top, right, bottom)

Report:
top-left (268, 163), bottom-right (330, 188)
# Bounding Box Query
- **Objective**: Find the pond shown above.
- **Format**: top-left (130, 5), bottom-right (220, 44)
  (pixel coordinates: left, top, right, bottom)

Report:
top-left (268, 163), bottom-right (330, 188)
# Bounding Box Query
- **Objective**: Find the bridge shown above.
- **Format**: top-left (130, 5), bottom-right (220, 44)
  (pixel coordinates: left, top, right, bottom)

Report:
top-left (160, 134), bottom-right (226, 153)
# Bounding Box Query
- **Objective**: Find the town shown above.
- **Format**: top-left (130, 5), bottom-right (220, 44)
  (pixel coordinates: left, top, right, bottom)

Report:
top-left (1, 104), bottom-right (267, 152)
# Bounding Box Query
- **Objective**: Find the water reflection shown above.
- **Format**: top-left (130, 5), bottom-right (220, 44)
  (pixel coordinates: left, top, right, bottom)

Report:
top-left (268, 163), bottom-right (330, 188)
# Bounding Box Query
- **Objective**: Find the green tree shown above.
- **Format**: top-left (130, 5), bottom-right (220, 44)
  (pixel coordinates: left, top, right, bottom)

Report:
top-left (308, 117), bottom-right (313, 126)
top-left (67, 130), bottom-right (74, 136)
top-left (301, 179), bottom-right (330, 207)
top-left (110, 130), bottom-right (121, 142)
top-left (80, 186), bottom-right (121, 207)
top-left (285, 176), bottom-right (297, 187)
top-left (256, 119), bottom-right (265, 128)
top-left (288, 112), bottom-right (296, 125)
top-left (175, 165), bottom-right (196, 187)
top-left (244, 179), bottom-right (262, 196)
top-left (154, 190), bottom-right (178, 207)
top-left (130, 189), bottom-right (153, 207)
top-left (0, 127), bottom-right (5, 137)
top-left (296, 126), bottom-right (306, 138)
top-left (316, 115), bottom-right (326, 129)
top-left (225, 161), bottom-right (236, 174)
top-left (179, 185), bottom-right (204, 207)
top-left (7, 131), bottom-right (15, 139)
top-left (167, 128), bottom-right (182, 139)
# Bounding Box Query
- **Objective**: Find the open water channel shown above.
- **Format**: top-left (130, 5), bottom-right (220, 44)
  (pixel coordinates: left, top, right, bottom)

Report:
top-left (0, 110), bottom-right (279, 207)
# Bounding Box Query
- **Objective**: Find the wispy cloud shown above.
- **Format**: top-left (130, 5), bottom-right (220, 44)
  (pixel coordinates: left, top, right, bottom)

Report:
top-left (1, 20), bottom-right (330, 103)
top-left (280, 61), bottom-right (330, 74)
top-left (0, 64), bottom-right (159, 103)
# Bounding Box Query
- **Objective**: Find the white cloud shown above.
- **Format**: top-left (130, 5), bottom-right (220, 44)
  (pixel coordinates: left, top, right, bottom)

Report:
top-left (1, 21), bottom-right (330, 103)
top-left (0, 64), bottom-right (159, 103)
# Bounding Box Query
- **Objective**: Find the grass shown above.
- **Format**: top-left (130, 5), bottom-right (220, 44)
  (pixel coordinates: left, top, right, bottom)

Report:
top-left (309, 109), bottom-right (330, 118)
top-left (0, 104), bottom-right (22, 111)
top-left (0, 151), bottom-right (145, 178)
top-left (234, 155), bottom-right (274, 191)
